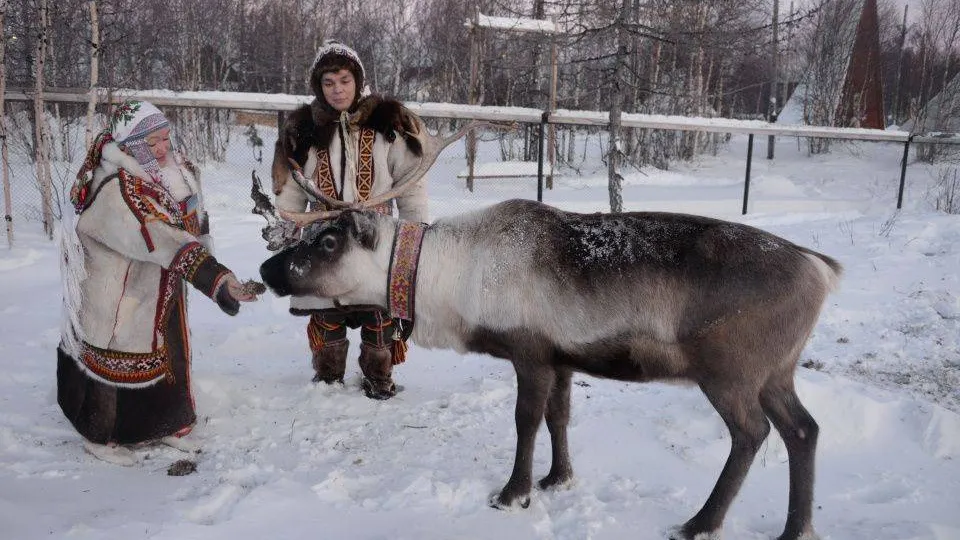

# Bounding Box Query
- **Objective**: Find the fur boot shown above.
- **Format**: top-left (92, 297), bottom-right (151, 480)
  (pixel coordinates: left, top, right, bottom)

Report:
top-left (358, 344), bottom-right (397, 400)
top-left (312, 340), bottom-right (349, 384)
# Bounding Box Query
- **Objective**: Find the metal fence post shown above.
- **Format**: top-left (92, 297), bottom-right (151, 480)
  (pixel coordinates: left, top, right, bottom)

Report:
top-left (897, 134), bottom-right (913, 210)
top-left (742, 134), bottom-right (754, 215)
top-left (537, 112), bottom-right (549, 203)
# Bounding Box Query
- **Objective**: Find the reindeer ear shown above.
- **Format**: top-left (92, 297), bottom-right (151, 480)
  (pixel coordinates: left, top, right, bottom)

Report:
top-left (344, 211), bottom-right (379, 251)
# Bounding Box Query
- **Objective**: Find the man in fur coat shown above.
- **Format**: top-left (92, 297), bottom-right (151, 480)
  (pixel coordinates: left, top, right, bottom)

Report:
top-left (59, 101), bottom-right (259, 465)
top-left (271, 40), bottom-right (429, 399)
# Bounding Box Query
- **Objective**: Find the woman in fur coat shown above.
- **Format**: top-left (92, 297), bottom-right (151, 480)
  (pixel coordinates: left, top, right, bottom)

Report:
top-left (58, 101), bottom-right (259, 465)
top-left (271, 40), bottom-right (429, 400)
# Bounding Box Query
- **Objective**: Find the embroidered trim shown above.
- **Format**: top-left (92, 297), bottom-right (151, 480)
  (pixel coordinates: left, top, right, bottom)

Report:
top-left (315, 148), bottom-right (338, 200)
top-left (179, 194), bottom-right (202, 236)
top-left (307, 316), bottom-right (346, 351)
top-left (369, 202), bottom-right (392, 216)
top-left (170, 242), bottom-right (210, 282)
top-left (209, 270), bottom-right (232, 298)
top-left (71, 131), bottom-right (114, 213)
top-left (118, 170), bottom-right (181, 252)
top-left (153, 268), bottom-right (178, 350)
top-left (77, 340), bottom-right (170, 388)
top-left (314, 128), bottom-right (376, 204)
top-left (387, 221), bottom-right (427, 321)
top-left (356, 128), bottom-right (376, 201)
top-left (121, 113), bottom-right (169, 143)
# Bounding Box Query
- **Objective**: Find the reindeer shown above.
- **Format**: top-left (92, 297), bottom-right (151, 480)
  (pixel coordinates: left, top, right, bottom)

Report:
top-left (255, 129), bottom-right (838, 540)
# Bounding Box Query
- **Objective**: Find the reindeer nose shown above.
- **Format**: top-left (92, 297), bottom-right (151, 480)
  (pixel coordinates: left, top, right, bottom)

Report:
top-left (260, 252), bottom-right (292, 297)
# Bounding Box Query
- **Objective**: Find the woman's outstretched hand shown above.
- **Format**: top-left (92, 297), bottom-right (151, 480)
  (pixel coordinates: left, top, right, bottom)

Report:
top-left (224, 274), bottom-right (262, 302)
top-left (214, 274), bottom-right (261, 316)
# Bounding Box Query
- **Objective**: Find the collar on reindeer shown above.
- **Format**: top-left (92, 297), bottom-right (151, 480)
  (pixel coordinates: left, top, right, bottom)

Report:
top-left (386, 220), bottom-right (427, 321)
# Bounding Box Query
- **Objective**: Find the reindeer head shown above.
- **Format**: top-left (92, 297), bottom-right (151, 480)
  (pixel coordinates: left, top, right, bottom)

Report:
top-left (259, 211), bottom-right (391, 305)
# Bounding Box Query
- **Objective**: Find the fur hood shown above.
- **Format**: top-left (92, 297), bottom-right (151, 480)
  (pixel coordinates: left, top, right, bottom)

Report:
top-left (276, 95), bottom-right (424, 170)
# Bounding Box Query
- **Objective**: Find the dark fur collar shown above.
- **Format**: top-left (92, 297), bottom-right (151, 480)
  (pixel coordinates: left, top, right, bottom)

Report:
top-left (278, 95), bottom-right (423, 169)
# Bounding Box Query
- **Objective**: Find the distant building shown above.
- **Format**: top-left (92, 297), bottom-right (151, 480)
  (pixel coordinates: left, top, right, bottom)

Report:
top-left (778, 0), bottom-right (885, 129)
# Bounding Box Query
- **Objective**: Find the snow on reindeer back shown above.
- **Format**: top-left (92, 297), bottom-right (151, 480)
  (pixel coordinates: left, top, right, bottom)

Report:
top-left (558, 211), bottom-right (786, 267)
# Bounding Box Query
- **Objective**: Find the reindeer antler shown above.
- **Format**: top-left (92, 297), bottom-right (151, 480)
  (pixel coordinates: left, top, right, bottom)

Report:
top-left (250, 169), bottom-right (300, 251)
top-left (286, 158), bottom-right (352, 210)
top-left (282, 119), bottom-right (511, 226)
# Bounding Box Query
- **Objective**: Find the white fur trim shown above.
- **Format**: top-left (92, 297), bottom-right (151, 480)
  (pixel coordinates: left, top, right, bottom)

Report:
top-left (58, 213), bottom-right (87, 358)
top-left (100, 142), bottom-right (150, 180)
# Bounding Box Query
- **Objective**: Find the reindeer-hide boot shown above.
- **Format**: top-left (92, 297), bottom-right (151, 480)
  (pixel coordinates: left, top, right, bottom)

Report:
top-left (308, 314), bottom-right (349, 384)
top-left (311, 340), bottom-right (349, 384)
top-left (358, 344), bottom-right (397, 400)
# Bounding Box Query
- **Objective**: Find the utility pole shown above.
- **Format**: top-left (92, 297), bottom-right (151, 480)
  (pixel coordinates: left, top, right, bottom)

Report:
top-left (767, 0), bottom-right (779, 160)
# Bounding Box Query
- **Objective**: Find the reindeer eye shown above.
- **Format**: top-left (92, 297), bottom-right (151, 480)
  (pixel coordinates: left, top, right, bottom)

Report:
top-left (320, 234), bottom-right (338, 253)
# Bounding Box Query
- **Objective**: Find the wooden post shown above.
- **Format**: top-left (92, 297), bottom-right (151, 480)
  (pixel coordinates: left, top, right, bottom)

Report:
top-left (767, 0), bottom-right (779, 160)
top-left (465, 5), bottom-right (480, 192)
top-left (34, 0), bottom-right (55, 239)
top-left (897, 136), bottom-right (912, 209)
top-left (537, 112), bottom-right (547, 202)
top-left (84, 1), bottom-right (100, 149)
top-left (0, 0), bottom-right (13, 247)
top-left (743, 134), bottom-right (754, 214)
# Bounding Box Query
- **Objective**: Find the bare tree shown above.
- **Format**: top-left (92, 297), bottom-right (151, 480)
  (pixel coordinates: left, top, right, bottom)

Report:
top-left (1, 0), bottom-right (13, 247)
top-left (910, 0), bottom-right (960, 162)
top-left (84, 0), bottom-right (99, 148)
top-left (32, 0), bottom-right (55, 238)
top-left (2, 0), bottom-right (952, 204)
top-left (795, 0), bottom-right (860, 153)
top-left (607, 0), bottom-right (630, 213)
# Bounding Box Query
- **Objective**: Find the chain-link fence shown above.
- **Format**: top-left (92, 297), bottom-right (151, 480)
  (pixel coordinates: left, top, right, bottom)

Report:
top-left (1, 101), bottom-right (599, 238)
top-left (4, 95), bottom-right (960, 245)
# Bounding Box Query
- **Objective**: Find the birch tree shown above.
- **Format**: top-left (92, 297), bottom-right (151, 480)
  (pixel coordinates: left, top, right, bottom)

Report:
top-left (1, 0), bottom-right (13, 247)
top-left (33, 0), bottom-right (54, 238)
top-left (84, 0), bottom-right (99, 149)
top-left (607, 0), bottom-right (630, 213)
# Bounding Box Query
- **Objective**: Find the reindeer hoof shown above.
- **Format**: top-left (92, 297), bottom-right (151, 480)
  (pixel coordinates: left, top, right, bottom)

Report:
top-left (777, 530), bottom-right (820, 540)
top-left (488, 489), bottom-right (530, 510)
top-left (668, 524), bottom-right (721, 540)
top-left (537, 471), bottom-right (573, 491)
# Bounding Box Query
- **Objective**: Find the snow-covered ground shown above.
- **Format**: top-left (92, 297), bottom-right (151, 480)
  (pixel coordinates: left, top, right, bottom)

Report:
top-left (1, 128), bottom-right (959, 540)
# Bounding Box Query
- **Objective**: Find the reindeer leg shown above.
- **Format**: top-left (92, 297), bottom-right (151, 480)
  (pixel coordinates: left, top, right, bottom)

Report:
top-left (673, 379), bottom-right (770, 540)
top-left (491, 355), bottom-right (553, 510)
top-left (538, 366), bottom-right (574, 490)
top-left (760, 373), bottom-right (820, 540)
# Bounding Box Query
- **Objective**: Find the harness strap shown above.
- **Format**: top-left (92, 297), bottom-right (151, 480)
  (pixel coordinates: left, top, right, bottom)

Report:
top-left (386, 220), bottom-right (427, 321)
